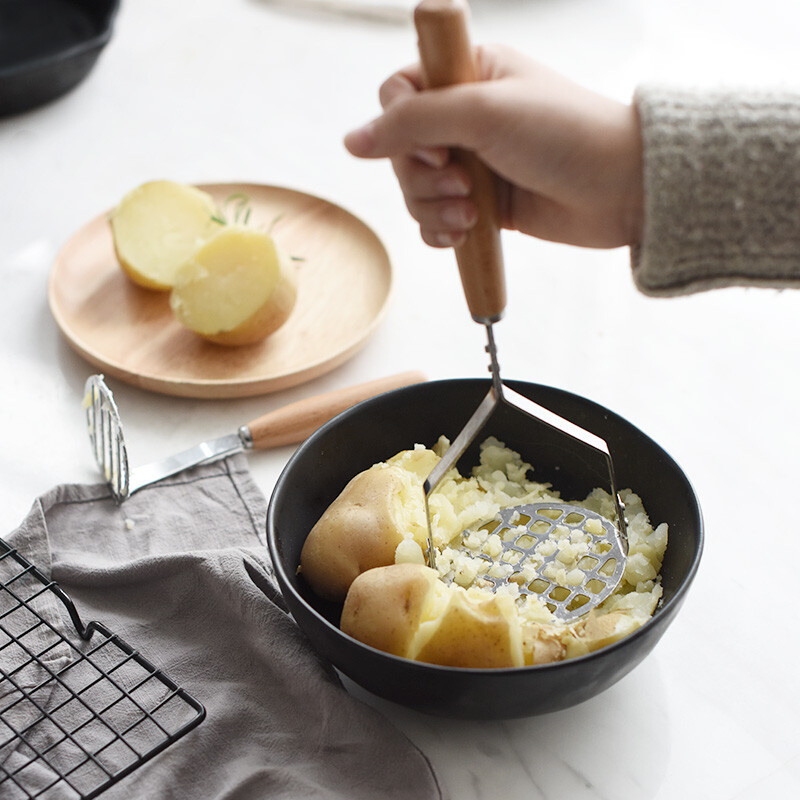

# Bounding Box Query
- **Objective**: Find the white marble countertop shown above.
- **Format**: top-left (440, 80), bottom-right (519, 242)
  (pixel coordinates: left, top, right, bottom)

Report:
top-left (2, 1), bottom-right (799, 798)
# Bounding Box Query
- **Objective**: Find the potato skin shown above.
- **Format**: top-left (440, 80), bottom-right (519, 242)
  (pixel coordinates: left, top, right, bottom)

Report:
top-left (564, 611), bottom-right (637, 660)
top-left (300, 465), bottom-right (418, 602)
top-left (197, 269), bottom-right (297, 346)
top-left (522, 624), bottom-right (566, 665)
top-left (341, 564), bottom-right (441, 657)
top-left (413, 588), bottom-right (524, 669)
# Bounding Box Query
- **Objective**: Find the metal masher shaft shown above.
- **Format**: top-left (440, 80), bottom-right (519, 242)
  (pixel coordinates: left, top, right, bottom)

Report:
top-left (484, 323), bottom-right (504, 397)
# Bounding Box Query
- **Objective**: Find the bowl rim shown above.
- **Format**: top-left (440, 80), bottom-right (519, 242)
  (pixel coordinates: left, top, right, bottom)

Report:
top-left (266, 377), bottom-right (704, 674)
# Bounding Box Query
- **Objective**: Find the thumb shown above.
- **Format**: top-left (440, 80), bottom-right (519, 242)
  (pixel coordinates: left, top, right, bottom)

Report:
top-left (344, 85), bottom-right (485, 161)
top-left (344, 115), bottom-right (450, 169)
top-left (343, 120), bottom-right (382, 158)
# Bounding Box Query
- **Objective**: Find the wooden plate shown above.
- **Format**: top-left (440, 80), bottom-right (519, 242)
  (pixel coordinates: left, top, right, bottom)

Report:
top-left (48, 183), bottom-right (393, 398)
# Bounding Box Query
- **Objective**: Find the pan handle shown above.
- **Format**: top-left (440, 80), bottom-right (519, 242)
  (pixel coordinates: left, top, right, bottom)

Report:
top-left (414, 0), bottom-right (506, 325)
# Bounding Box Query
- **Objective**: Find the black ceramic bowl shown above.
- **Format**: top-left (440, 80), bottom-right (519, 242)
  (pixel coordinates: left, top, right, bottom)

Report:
top-left (267, 379), bottom-right (703, 719)
top-left (0, 0), bottom-right (119, 117)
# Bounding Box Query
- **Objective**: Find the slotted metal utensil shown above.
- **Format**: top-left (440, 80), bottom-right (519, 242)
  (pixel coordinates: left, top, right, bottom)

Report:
top-left (415, 0), bottom-right (627, 623)
top-left (85, 371), bottom-right (425, 502)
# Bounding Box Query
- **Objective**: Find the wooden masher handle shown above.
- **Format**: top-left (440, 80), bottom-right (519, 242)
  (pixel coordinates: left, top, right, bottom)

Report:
top-left (414, 0), bottom-right (506, 324)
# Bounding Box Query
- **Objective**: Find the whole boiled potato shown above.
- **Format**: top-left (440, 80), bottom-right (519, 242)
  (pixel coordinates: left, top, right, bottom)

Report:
top-left (341, 563), bottom-right (525, 668)
top-left (169, 225), bottom-right (298, 346)
top-left (300, 448), bottom-right (439, 603)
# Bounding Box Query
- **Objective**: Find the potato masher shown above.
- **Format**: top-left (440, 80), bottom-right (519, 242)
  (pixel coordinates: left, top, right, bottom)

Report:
top-left (415, 0), bottom-right (628, 623)
top-left (85, 371), bottom-right (425, 502)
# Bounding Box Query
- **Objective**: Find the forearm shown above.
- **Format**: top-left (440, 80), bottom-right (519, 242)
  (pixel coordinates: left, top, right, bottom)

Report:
top-left (632, 85), bottom-right (800, 295)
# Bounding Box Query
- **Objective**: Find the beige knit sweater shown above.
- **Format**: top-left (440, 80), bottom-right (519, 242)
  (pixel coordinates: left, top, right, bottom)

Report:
top-left (632, 85), bottom-right (800, 295)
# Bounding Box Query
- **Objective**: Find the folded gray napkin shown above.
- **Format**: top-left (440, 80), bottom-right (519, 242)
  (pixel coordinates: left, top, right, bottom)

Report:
top-left (1, 455), bottom-right (443, 799)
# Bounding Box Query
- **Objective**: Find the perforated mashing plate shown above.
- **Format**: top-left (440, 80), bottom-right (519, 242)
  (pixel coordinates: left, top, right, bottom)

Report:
top-left (461, 503), bottom-right (626, 623)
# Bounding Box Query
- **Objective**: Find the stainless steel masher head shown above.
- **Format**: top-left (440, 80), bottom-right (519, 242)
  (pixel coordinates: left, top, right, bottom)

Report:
top-left (423, 381), bottom-right (629, 623)
top-left (84, 371), bottom-right (426, 503)
top-left (415, 0), bottom-right (627, 623)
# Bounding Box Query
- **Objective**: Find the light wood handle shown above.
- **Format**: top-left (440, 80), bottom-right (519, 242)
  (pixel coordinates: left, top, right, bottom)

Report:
top-left (245, 370), bottom-right (427, 449)
top-left (414, 0), bottom-right (506, 324)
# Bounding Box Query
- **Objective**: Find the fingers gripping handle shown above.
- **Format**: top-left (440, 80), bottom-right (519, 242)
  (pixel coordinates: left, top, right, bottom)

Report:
top-left (414, 0), bottom-right (506, 324)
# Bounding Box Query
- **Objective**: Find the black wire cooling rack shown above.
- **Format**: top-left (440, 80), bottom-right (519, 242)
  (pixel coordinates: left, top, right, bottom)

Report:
top-left (0, 537), bottom-right (206, 799)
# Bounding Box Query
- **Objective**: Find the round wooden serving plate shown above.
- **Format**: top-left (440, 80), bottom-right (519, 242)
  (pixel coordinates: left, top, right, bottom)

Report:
top-left (48, 183), bottom-right (393, 398)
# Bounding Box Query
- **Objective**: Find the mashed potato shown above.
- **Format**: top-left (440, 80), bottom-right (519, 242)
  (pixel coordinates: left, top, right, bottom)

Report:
top-left (302, 436), bottom-right (668, 667)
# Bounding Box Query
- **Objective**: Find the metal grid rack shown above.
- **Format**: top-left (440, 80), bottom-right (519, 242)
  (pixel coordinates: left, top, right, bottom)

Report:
top-left (0, 537), bottom-right (205, 799)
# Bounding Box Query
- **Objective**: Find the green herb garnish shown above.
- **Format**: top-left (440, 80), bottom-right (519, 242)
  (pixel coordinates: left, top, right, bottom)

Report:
top-left (211, 193), bottom-right (253, 226)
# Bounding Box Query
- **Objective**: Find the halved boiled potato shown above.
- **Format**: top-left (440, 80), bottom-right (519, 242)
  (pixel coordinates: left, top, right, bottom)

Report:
top-left (299, 448), bottom-right (438, 603)
top-left (341, 563), bottom-right (525, 668)
top-left (169, 225), bottom-right (298, 346)
top-left (412, 580), bottom-right (524, 668)
top-left (110, 180), bottom-right (218, 290)
top-left (340, 563), bottom-right (444, 658)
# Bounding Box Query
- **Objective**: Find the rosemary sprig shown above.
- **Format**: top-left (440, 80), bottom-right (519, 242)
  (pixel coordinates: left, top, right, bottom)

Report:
top-left (211, 193), bottom-right (253, 226)
top-left (210, 193), bottom-right (305, 262)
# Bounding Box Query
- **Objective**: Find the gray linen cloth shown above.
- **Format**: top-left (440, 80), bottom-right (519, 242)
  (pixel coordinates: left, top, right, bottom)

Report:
top-left (1, 454), bottom-right (443, 799)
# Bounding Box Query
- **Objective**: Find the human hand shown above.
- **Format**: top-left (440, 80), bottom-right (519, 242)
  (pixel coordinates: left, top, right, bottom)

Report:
top-left (344, 45), bottom-right (644, 250)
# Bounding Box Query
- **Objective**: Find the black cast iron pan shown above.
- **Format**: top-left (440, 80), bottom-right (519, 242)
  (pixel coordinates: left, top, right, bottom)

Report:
top-left (0, 0), bottom-right (119, 117)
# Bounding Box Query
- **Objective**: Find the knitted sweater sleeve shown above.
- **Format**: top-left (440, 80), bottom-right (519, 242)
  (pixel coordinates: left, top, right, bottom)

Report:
top-left (631, 85), bottom-right (800, 295)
